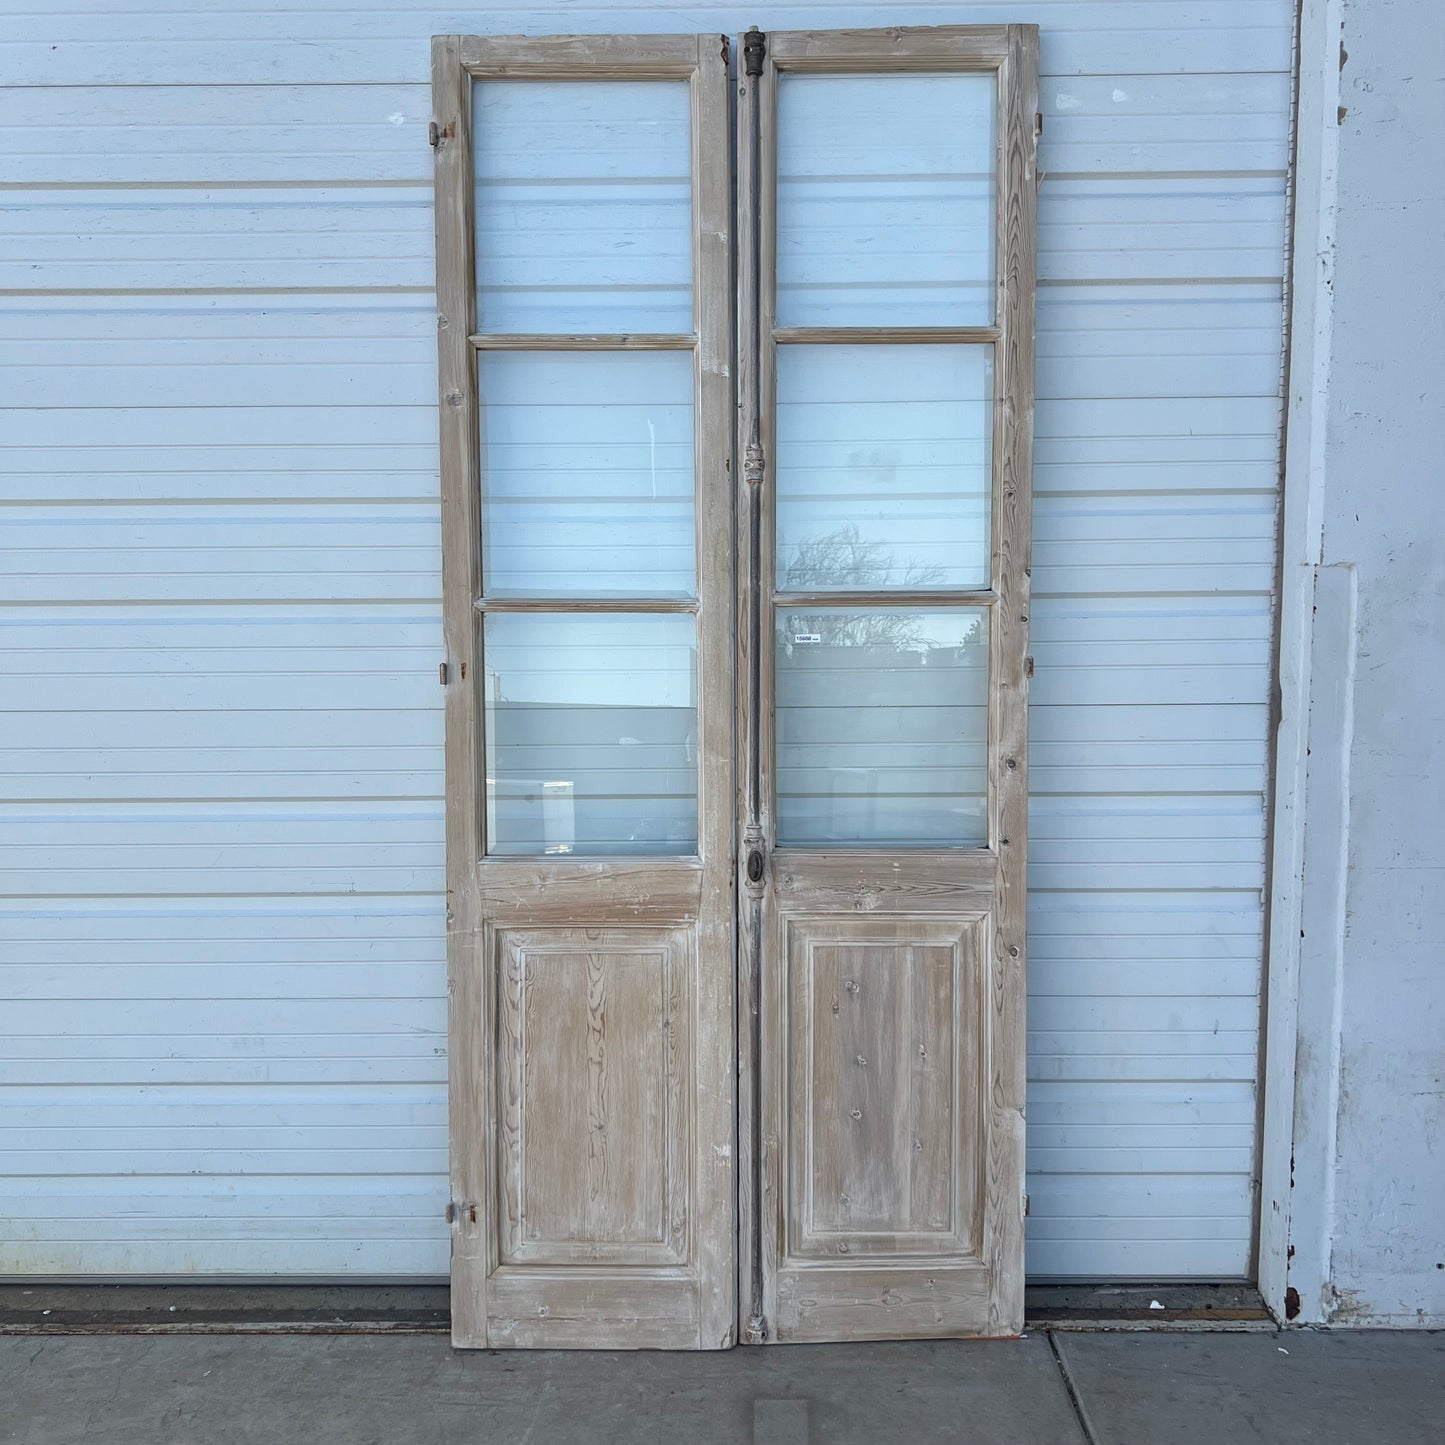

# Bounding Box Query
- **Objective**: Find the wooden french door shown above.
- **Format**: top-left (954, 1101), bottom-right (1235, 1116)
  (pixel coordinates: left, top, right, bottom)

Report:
top-left (736, 25), bottom-right (1038, 1344)
top-left (432, 33), bottom-right (736, 1351)
top-left (433, 24), bottom-right (1035, 1351)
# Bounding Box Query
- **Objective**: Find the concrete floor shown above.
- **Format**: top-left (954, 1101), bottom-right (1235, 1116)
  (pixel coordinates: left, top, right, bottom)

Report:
top-left (1, 1330), bottom-right (1442, 1445)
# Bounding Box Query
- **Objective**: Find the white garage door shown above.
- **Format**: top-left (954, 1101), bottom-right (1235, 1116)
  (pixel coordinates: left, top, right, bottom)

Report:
top-left (0, 0), bottom-right (1289, 1281)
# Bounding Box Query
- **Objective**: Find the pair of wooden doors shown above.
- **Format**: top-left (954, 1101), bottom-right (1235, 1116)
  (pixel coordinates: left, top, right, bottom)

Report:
top-left (432, 24), bottom-right (1037, 1350)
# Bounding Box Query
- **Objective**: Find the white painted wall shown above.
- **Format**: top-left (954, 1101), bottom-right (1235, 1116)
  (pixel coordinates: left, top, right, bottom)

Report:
top-left (0, 2), bottom-right (1294, 1281)
top-left (1269, 0), bottom-right (1445, 1327)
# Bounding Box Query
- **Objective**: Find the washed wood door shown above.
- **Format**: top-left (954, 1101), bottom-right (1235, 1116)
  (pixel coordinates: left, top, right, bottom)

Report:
top-left (435, 23), bottom-right (1035, 1350)
top-left (432, 34), bottom-right (736, 1350)
top-left (735, 25), bottom-right (1038, 1342)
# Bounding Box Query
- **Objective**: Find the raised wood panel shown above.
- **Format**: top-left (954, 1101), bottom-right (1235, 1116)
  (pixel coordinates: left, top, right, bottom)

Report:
top-left (496, 928), bottom-right (689, 1267)
top-left (785, 918), bottom-right (984, 1262)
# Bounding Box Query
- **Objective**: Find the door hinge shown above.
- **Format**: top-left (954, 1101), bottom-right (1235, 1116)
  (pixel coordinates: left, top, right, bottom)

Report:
top-left (743, 26), bottom-right (766, 77)
top-left (438, 661), bottom-right (448, 686)
top-left (428, 120), bottom-right (440, 148)
top-left (445, 1201), bottom-right (478, 1225)
top-left (1025, 655), bottom-right (1034, 679)
top-left (1024, 1193), bottom-right (1031, 1217)
top-left (1034, 111), bottom-right (1043, 139)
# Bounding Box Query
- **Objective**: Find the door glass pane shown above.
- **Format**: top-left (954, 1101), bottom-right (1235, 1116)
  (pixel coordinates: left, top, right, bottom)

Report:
top-left (775, 608), bottom-right (987, 846)
top-left (481, 351), bottom-right (695, 598)
top-left (777, 73), bottom-right (995, 327)
top-left (776, 345), bottom-right (992, 591)
top-left (474, 80), bottom-right (693, 333)
top-left (485, 613), bottom-right (698, 855)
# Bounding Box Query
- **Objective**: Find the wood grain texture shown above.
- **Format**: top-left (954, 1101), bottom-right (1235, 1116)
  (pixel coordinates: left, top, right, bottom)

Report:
top-left (470, 333), bottom-right (697, 351)
top-left (752, 23), bottom-right (1037, 1345)
top-left (775, 1264), bottom-right (989, 1340)
top-left (478, 860), bottom-right (704, 924)
top-left (771, 851), bottom-right (995, 916)
top-left (459, 33), bottom-right (701, 78)
top-left (982, 24), bottom-right (1039, 1340)
top-left (432, 34), bottom-right (488, 1351)
top-left (689, 33), bottom-right (738, 1350)
top-left (486, 1271), bottom-right (698, 1349)
top-left (768, 26), bottom-right (1010, 72)
top-left (785, 920), bottom-right (982, 1257)
top-left (496, 929), bottom-right (688, 1266)
top-left (771, 589), bottom-right (996, 610)
top-left (773, 326), bottom-right (1000, 346)
top-left (474, 596), bottom-right (699, 614)
top-left (439, 32), bottom-right (734, 1352)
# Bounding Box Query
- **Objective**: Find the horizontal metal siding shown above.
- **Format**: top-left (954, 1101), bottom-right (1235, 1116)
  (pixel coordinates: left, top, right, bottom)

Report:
top-left (0, 0), bottom-right (1291, 1279)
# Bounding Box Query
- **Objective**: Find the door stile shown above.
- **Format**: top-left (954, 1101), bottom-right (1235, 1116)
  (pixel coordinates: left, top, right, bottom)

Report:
top-left (432, 34), bottom-right (489, 1349)
top-left (982, 26), bottom-right (1038, 1336)
top-left (691, 39), bottom-right (739, 1350)
top-left (753, 27), bottom-right (784, 1341)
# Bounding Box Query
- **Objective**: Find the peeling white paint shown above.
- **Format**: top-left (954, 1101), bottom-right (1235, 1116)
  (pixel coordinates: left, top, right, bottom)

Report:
top-left (1267, 0), bottom-right (1445, 1331)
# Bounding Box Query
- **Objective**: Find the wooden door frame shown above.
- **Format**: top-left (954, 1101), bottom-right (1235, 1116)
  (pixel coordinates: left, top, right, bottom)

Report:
top-left (735, 23), bottom-right (1038, 1340)
top-left (432, 33), bottom-right (736, 1349)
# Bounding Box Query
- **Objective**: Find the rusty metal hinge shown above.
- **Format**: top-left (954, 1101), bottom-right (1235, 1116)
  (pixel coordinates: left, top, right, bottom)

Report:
top-left (445, 1201), bottom-right (478, 1225)
top-left (1024, 1193), bottom-right (1031, 1217)
top-left (1025, 655), bottom-right (1034, 679)
top-left (428, 120), bottom-right (440, 148)
top-left (1034, 111), bottom-right (1043, 139)
top-left (438, 662), bottom-right (448, 686)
